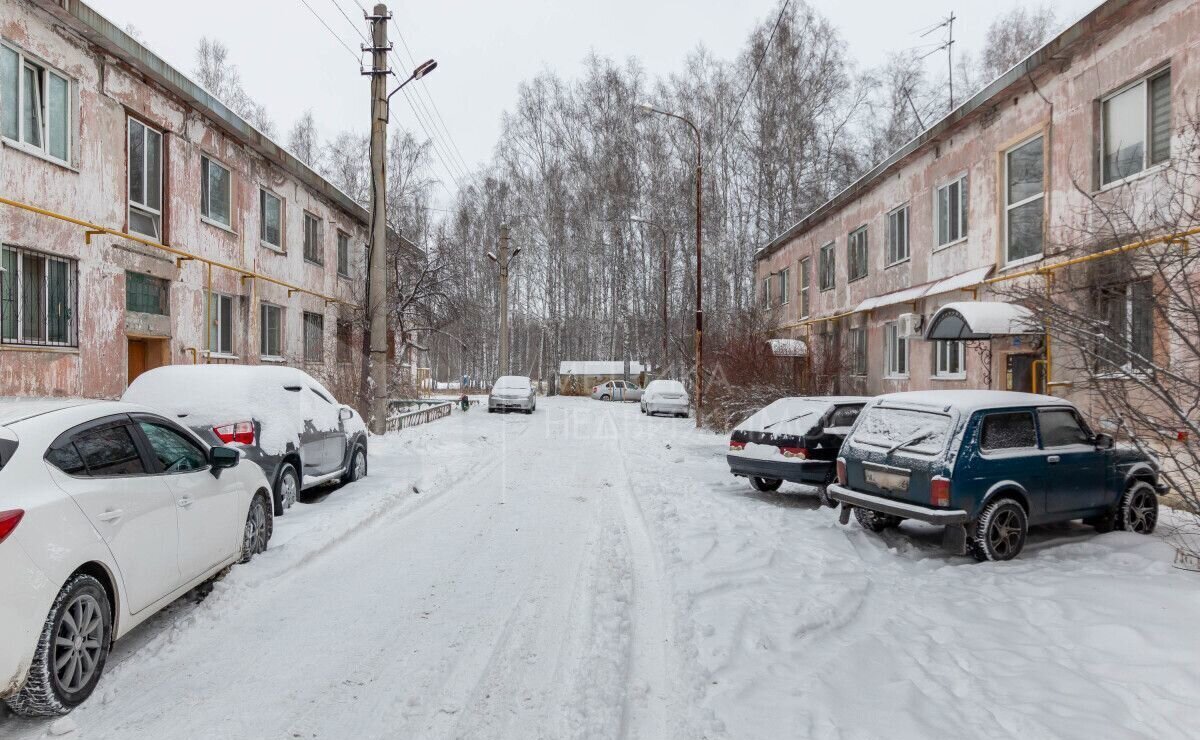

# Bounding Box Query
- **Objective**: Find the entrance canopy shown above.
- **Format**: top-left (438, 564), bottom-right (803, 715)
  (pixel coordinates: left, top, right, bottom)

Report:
top-left (768, 338), bottom-right (808, 357)
top-left (924, 302), bottom-right (1040, 340)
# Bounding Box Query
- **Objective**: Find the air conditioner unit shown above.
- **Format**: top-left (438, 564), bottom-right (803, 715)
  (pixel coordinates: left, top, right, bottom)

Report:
top-left (897, 313), bottom-right (924, 339)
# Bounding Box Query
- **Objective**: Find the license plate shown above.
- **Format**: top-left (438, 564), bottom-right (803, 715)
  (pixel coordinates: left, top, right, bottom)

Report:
top-left (865, 466), bottom-right (910, 492)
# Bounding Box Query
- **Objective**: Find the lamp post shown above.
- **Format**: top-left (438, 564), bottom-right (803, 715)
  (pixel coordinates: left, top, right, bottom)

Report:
top-left (635, 103), bottom-right (702, 427)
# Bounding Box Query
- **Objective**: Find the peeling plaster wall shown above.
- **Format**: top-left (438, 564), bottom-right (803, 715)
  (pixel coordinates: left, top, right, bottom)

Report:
top-left (756, 0), bottom-right (1198, 402)
top-left (1, 0), bottom-right (369, 402)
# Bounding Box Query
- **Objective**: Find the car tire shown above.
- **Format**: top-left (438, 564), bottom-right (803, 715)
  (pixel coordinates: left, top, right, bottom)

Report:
top-left (853, 506), bottom-right (903, 532)
top-left (818, 467), bottom-right (838, 508)
top-left (971, 498), bottom-right (1028, 562)
top-left (600, 394), bottom-right (610, 401)
top-left (239, 493), bottom-right (272, 564)
top-left (274, 463), bottom-right (300, 515)
top-left (342, 445), bottom-right (367, 485)
top-left (1116, 481), bottom-right (1159, 534)
top-left (749, 476), bottom-right (782, 493)
top-left (5, 574), bottom-right (113, 717)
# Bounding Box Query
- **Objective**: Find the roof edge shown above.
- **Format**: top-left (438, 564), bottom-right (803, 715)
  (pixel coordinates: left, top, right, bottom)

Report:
top-left (756, 0), bottom-right (1132, 261)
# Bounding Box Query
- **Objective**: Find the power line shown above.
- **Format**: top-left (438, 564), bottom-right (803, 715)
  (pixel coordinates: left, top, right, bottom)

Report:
top-left (296, 0), bottom-right (362, 64)
top-left (704, 0), bottom-right (792, 168)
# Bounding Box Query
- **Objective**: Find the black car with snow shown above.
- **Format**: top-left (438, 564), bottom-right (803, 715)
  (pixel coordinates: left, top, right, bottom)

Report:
top-left (123, 365), bottom-right (369, 515)
top-left (727, 396), bottom-right (867, 497)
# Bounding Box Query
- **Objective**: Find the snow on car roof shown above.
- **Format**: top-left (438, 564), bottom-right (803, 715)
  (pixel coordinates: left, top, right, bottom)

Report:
top-left (735, 396), bottom-right (869, 435)
top-left (0, 397), bottom-right (97, 426)
top-left (873, 390), bottom-right (1072, 413)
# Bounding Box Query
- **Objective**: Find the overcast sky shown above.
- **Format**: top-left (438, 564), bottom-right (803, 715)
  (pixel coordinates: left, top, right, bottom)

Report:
top-left (89, 0), bottom-right (1099, 202)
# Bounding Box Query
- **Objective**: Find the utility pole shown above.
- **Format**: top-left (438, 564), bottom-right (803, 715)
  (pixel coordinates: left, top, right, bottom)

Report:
top-left (920, 11), bottom-right (956, 111)
top-left (364, 3), bottom-right (390, 435)
top-left (487, 224), bottom-right (519, 376)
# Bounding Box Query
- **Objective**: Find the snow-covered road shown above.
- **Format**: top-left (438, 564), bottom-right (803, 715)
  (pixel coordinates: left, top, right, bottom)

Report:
top-left (3, 396), bottom-right (1197, 739)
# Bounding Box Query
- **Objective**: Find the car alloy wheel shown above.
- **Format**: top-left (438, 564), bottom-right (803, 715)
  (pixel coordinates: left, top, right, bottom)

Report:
top-left (352, 448), bottom-right (367, 481)
top-left (277, 465), bottom-right (299, 512)
top-left (600, 394), bottom-right (610, 401)
top-left (240, 494), bottom-right (270, 563)
top-left (1119, 482), bottom-right (1158, 534)
top-left (972, 498), bottom-right (1028, 562)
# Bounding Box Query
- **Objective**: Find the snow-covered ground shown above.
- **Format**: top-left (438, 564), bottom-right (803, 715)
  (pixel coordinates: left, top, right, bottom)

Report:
top-left (2, 396), bottom-right (1197, 739)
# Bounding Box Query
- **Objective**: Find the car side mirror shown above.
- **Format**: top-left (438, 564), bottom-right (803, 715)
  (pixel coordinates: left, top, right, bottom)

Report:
top-left (209, 446), bottom-right (240, 477)
top-left (339, 408), bottom-right (353, 422)
top-left (1094, 433), bottom-right (1114, 450)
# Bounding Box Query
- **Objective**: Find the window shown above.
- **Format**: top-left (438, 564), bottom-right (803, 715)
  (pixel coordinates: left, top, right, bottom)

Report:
top-left (303, 311), bottom-right (324, 362)
top-left (1102, 69), bottom-right (1171, 185)
top-left (980, 411), bottom-right (1037, 451)
top-left (72, 424), bottom-right (147, 476)
top-left (848, 326), bottom-right (867, 376)
top-left (1097, 280), bottom-right (1154, 371)
top-left (137, 421), bottom-right (208, 473)
top-left (760, 276), bottom-right (771, 307)
top-left (128, 118), bottom-right (163, 239)
top-left (1006, 136), bottom-right (1044, 264)
top-left (1, 43), bottom-right (71, 163)
top-left (207, 293), bottom-right (234, 355)
top-left (1038, 409), bottom-right (1092, 448)
top-left (886, 206), bottom-right (909, 265)
top-left (303, 212), bottom-right (323, 264)
top-left (884, 321), bottom-right (908, 377)
top-left (201, 155), bottom-right (232, 227)
top-left (1, 245), bottom-right (76, 347)
top-left (336, 320), bottom-right (353, 364)
top-left (935, 175), bottom-right (969, 247)
top-left (260, 303), bottom-right (283, 357)
top-left (337, 231), bottom-right (351, 277)
top-left (819, 242), bottom-right (835, 291)
top-left (799, 257), bottom-right (811, 319)
top-left (934, 340), bottom-right (965, 378)
top-left (777, 267), bottom-right (789, 305)
top-left (260, 189), bottom-right (283, 249)
top-left (847, 227), bottom-right (868, 282)
top-left (126, 271), bottom-right (169, 315)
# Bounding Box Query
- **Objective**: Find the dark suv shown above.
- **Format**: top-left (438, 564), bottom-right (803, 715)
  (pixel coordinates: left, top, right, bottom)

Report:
top-left (827, 391), bottom-right (1165, 561)
top-left (727, 396), bottom-right (867, 499)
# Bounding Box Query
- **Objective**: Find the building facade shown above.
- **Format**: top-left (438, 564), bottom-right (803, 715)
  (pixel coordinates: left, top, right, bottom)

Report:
top-left (1, 0), bottom-right (375, 403)
top-left (755, 0), bottom-right (1197, 411)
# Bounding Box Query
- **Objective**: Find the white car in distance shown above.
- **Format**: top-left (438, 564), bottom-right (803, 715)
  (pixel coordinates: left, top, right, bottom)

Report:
top-left (0, 399), bottom-right (273, 717)
top-left (488, 376), bottom-right (536, 414)
top-left (640, 380), bottom-right (690, 417)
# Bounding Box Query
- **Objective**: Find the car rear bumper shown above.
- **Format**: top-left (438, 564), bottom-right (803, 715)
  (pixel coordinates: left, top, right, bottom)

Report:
top-left (726, 455), bottom-right (831, 485)
top-left (489, 398), bottom-right (532, 410)
top-left (827, 484), bottom-right (970, 524)
top-left (0, 540), bottom-right (52, 699)
top-left (645, 400), bottom-right (688, 414)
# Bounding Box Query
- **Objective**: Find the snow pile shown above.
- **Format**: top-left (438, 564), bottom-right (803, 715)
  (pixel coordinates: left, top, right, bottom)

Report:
top-left (122, 364), bottom-right (350, 454)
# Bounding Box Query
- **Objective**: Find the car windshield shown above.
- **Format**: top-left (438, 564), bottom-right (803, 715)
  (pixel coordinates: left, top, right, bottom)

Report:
top-left (850, 406), bottom-right (953, 455)
top-left (495, 376), bottom-right (530, 390)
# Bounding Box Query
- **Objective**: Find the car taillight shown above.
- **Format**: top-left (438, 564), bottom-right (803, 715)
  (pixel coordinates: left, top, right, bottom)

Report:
top-left (780, 446), bottom-right (807, 459)
top-left (931, 476), bottom-right (951, 507)
top-left (836, 458), bottom-right (847, 485)
top-left (0, 509), bottom-right (24, 545)
top-left (214, 421), bottom-right (255, 446)
top-left (729, 440), bottom-right (746, 451)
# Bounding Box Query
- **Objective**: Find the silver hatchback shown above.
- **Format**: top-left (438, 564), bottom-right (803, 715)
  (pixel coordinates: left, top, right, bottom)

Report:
top-left (489, 376), bottom-right (536, 414)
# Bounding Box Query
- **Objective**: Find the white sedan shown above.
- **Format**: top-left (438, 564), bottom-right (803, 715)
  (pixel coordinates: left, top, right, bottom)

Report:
top-left (0, 399), bottom-right (273, 716)
top-left (640, 379), bottom-right (690, 417)
top-left (488, 375), bottom-right (537, 414)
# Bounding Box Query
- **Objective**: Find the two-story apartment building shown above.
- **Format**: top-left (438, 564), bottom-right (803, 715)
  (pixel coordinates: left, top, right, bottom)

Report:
top-left (0, 0), bottom-right (384, 404)
top-left (755, 0), bottom-right (1197, 409)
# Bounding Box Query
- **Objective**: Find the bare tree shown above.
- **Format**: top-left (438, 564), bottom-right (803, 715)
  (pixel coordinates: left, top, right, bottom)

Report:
top-left (287, 110), bottom-right (321, 169)
top-left (978, 6), bottom-right (1058, 82)
top-left (193, 37), bottom-right (275, 136)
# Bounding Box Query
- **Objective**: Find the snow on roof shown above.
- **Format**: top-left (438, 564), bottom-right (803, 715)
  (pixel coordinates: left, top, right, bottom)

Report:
top-left (853, 265), bottom-right (994, 313)
top-left (768, 338), bottom-right (808, 357)
top-left (736, 396), bottom-right (869, 435)
top-left (874, 390), bottom-right (1072, 413)
top-left (558, 361), bottom-right (648, 375)
top-left (925, 301), bottom-right (1040, 340)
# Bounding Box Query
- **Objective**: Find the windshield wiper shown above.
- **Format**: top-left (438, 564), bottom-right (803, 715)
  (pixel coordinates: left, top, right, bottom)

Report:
top-left (886, 428), bottom-right (934, 455)
top-left (763, 411), bottom-right (814, 430)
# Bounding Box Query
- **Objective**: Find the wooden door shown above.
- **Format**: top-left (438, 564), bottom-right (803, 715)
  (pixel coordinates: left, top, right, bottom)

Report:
top-left (128, 339), bottom-right (147, 386)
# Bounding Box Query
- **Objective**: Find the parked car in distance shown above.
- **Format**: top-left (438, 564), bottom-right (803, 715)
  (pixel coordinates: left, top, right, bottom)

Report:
top-left (1, 398), bottom-right (272, 716)
top-left (591, 379), bottom-right (644, 402)
top-left (640, 379), bottom-right (690, 417)
top-left (489, 375), bottom-right (537, 414)
top-left (728, 396), bottom-right (867, 497)
top-left (123, 365), bottom-right (368, 516)
top-left (827, 390), bottom-right (1166, 561)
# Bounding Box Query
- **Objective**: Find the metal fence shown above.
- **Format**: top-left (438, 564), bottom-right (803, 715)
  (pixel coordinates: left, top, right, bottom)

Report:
top-left (385, 400), bottom-right (453, 432)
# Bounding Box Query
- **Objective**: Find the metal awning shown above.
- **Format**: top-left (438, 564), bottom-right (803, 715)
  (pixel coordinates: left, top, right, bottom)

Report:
top-left (768, 338), bottom-right (808, 357)
top-left (853, 265), bottom-right (994, 313)
top-left (924, 301), bottom-right (1041, 340)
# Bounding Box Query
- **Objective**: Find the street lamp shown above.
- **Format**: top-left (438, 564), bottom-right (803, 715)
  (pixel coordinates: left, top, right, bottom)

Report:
top-left (634, 102), bottom-right (703, 427)
top-left (388, 59), bottom-right (438, 103)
